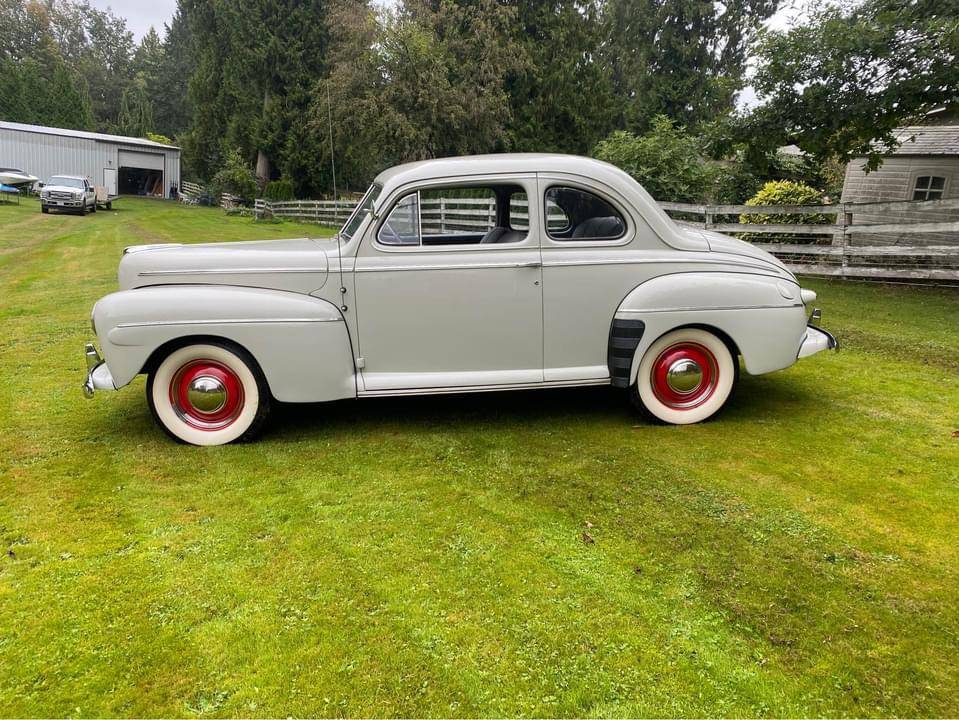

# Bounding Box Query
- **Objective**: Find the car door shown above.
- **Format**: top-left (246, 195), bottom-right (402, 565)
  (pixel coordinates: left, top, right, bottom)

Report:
top-left (353, 175), bottom-right (544, 392)
top-left (537, 173), bottom-right (658, 382)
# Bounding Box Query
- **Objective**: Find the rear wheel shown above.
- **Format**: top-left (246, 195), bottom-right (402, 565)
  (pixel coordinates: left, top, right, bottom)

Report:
top-left (631, 328), bottom-right (737, 424)
top-left (90, 201), bottom-right (96, 213)
top-left (147, 342), bottom-right (270, 445)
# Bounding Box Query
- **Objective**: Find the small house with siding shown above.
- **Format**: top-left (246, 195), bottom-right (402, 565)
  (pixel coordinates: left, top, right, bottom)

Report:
top-left (840, 124), bottom-right (959, 246)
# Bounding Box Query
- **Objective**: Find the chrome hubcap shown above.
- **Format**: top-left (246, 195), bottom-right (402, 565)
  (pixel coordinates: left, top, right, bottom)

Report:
top-left (666, 358), bottom-right (703, 395)
top-left (187, 375), bottom-right (227, 414)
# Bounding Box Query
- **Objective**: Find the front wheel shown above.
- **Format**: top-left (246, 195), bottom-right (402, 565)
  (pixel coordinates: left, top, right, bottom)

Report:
top-left (630, 328), bottom-right (737, 424)
top-left (147, 342), bottom-right (270, 445)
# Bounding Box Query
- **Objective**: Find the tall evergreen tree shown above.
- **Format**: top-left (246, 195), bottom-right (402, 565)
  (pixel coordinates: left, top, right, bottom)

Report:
top-left (47, 0), bottom-right (135, 131)
top-left (0, 0), bottom-right (95, 129)
top-left (507, 0), bottom-right (615, 154)
top-left (152, 10), bottom-right (193, 140)
top-left (320, 0), bottom-right (526, 191)
top-left (115, 82), bottom-right (155, 137)
top-left (180, 0), bottom-right (330, 192)
top-left (603, 0), bottom-right (779, 133)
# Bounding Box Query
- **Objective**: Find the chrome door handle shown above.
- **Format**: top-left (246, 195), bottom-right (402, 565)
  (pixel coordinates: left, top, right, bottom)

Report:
top-left (515, 261), bottom-right (542, 268)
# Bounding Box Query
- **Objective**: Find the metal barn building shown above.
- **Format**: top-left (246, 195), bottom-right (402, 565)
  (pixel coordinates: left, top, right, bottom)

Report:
top-left (0, 120), bottom-right (181, 199)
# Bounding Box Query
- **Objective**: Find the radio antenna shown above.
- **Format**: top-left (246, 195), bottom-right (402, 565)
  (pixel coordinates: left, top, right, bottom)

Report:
top-left (327, 80), bottom-right (346, 311)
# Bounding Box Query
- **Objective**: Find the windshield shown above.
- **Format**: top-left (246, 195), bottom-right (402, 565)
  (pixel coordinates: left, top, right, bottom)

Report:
top-left (49, 176), bottom-right (85, 189)
top-left (340, 184), bottom-right (382, 240)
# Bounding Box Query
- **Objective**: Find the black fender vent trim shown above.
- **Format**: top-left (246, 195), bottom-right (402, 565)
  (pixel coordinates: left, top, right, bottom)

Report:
top-left (608, 318), bottom-right (645, 388)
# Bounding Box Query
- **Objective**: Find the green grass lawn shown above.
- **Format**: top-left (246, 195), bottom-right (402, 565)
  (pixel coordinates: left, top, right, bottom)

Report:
top-left (1, 197), bottom-right (958, 717)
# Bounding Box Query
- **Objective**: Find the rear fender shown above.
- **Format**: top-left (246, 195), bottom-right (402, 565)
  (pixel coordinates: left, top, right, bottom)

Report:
top-left (92, 285), bottom-right (355, 402)
top-left (613, 272), bottom-right (808, 384)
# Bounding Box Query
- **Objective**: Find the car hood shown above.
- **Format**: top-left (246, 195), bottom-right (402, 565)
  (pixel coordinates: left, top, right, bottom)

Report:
top-left (682, 227), bottom-right (795, 279)
top-left (43, 184), bottom-right (84, 194)
top-left (118, 237), bottom-right (333, 294)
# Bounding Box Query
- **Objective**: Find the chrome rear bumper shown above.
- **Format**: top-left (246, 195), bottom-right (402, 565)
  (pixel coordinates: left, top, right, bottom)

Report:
top-left (798, 324), bottom-right (838, 359)
top-left (82, 342), bottom-right (116, 398)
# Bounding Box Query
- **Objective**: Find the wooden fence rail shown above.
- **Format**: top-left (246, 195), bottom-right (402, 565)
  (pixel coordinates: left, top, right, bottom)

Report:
top-left (249, 196), bottom-right (959, 284)
top-left (663, 198), bottom-right (959, 283)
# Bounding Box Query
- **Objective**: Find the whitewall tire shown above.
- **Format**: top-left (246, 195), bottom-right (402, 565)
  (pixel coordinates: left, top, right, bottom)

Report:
top-left (631, 328), bottom-right (737, 425)
top-left (147, 342), bottom-right (270, 445)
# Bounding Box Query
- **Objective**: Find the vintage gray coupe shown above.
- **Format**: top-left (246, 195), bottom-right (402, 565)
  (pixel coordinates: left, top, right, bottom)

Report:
top-left (84, 154), bottom-right (836, 445)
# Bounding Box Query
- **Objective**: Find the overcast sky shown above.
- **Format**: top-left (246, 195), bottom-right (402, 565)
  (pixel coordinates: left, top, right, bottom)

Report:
top-left (87, 0), bottom-right (806, 108)
top-left (88, 0), bottom-right (178, 39)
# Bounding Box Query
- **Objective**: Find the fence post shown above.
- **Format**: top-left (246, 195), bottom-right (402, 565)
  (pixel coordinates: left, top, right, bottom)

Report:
top-left (705, 206), bottom-right (713, 230)
top-left (836, 203), bottom-right (852, 280)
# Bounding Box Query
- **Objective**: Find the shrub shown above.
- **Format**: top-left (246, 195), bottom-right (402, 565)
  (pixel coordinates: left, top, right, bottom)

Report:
top-left (740, 180), bottom-right (834, 242)
top-left (264, 179), bottom-right (294, 201)
top-left (145, 132), bottom-right (174, 146)
top-left (224, 207), bottom-right (253, 217)
top-left (593, 117), bottom-right (713, 203)
top-left (710, 161), bottom-right (765, 205)
top-left (210, 148), bottom-right (256, 202)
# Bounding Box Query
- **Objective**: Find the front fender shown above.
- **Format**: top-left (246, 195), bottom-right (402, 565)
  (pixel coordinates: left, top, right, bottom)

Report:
top-left (92, 285), bottom-right (356, 402)
top-left (613, 271), bottom-right (808, 383)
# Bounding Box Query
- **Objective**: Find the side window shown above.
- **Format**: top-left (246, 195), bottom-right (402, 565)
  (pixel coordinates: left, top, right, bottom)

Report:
top-left (545, 198), bottom-right (571, 233)
top-left (509, 191), bottom-right (529, 231)
top-left (377, 192), bottom-right (420, 246)
top-left (913, 176), bottom-right (945, 201)
top-left (545, 186), bottom-right (625, 241)
top-left (421, 187), bottom-right (496, 242)
top-left (377, 185), bottom-right (529, 247)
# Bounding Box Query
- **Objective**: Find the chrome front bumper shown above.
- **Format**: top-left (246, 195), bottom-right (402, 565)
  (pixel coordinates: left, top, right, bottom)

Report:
top-left (82, 342), bottom-right (116, 398)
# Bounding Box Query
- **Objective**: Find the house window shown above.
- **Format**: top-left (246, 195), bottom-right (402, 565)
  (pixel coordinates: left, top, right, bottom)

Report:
top-left (912, 176), bottom-right (945, 201)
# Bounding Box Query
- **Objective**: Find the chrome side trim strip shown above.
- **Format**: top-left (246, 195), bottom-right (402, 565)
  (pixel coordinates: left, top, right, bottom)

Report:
top-left (138, 267), bottom-right (327, 276)
top-left (618, 303), bottom-right (803, 314)
top-left (358, 378), bottom-right (610, 397)
top-left (543, 257), bottom-right (777, 272)
top-left (115, 317), bottom-right (341, 328)
top-left (354, 261), bottom-right (544, 273)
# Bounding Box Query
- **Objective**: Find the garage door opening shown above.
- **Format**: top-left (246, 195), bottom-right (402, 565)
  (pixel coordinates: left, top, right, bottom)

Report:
top-left (119, 166), bottom-right (163, 196)
top-left (117, 149), bottom-right (165, 197)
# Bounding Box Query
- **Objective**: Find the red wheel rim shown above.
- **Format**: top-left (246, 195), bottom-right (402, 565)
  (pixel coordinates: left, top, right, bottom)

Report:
top-left (169, 359), bottom-right (244, 431)
top-left (650, 341), bottom-right (718, 410)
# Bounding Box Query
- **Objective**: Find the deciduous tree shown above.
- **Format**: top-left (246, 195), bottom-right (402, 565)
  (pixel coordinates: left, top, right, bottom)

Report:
top-left (743, 0), bottom-right (959, 168)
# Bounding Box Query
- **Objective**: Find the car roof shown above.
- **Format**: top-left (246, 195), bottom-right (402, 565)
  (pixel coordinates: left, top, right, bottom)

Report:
top-left (374, 153), bottom-right (632, 190)
top-left (49, 175), bottom-right (87, 181)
